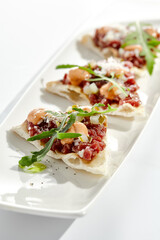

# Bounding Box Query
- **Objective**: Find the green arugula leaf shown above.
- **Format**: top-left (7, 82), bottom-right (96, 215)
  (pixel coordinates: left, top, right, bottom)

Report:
top-left (88, 63), bottom-right (92, 69)
top-left (19, 115), bottom-right (68, 169)
top-left (19, 105), bottom-right (116, 172)
top-left (107, 104), bottom-right (112, 110)
top-left (26, 162), bottom-right (46, 173)
top-left (78, 66), bottom-right (100, 76)
top-left (19, 155), bottom-right (37, 167)
top-left (136, 23), bottom-right (155, 75)
top-left (92, 103), bottom-right (105, 108)
top-left (71, 107), bottom-right (84, 112)
top-left (61, 113), bottom-right (77, 133)
top-left (108, 85), bottom-right (115, 92)
top-left (86, 76), bottom-right (128, 97)
top-left (18, 113), bottom-right (77, 171)
top-left (19, 133), bottom-right (58, 169)
top-left (73, 104), bottom-right (117, 117)
top-left (148, 39), bottom-right (160, 46)
top-left (56, 63), bottom-right (128, 96)
top-left (31, 115), bottom-right (68, 157)
top-left (56, 64), bottom-right (78, 69)
top-left (57, 132), bottom-right (82, 140)
top-left (122, 22), bottom-right (160, 75)
top-left (154, 48), bottom-right (160, 53)
top-left (27, 128), bottom-right (57, 141)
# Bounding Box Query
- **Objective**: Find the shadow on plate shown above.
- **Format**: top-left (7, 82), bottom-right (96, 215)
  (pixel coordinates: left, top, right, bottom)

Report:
top-left (6, 130), bottom-right (106, 188)
top-left (76, 41), bottom-right (100, 61)
top-left (5, 130), bottom-right (108, 214)
top-left (40, 87), bottom-right (72, 112)
top-left (40, 81), bottom-right (144, 132)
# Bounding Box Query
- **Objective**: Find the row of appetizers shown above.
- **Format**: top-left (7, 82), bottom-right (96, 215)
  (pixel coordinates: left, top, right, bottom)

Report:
top-left (13, 22), bottom-right (160, 175)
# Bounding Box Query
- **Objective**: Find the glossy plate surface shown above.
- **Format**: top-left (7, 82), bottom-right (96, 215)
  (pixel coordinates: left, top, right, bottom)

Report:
top-left (0, 19), bottom-right (160, 218)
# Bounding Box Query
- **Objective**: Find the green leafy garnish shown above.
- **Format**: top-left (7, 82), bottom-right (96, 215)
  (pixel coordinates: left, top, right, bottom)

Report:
top-left (56, 64), bottom-right (78, 69)
top-left (19, 155), bottom-right (36, 168)
top-left (79, 66), bottom-right (98, 76)
top-left (59, 113), bottom-right (76, 134)
top-left (92, 103), bottom-right (105, 108)
top-left (108, 84), bottom-right (115, 92)
top-left (19, 114), bottom-right (69, 169)
top-left (122, 22), bottom-right (160, 75)
top-left (56, 64), bottom-right (99, 76)
top-left (57, 132), bottom-right (82, 139)
top-left (56, 64), bottom-right (128, 97)
top-left (73, 103), bottom-right (117, 117)
top-left (86, 76), bottom-right (128, 97)
top-left (27, 128), bottom-right (58, 141)
top-left (24, 162), bottom-right (47, 173)
top-left (19, 132), bottom-right (58, 168)
top-left (19, 104), bottom-right (116, 172)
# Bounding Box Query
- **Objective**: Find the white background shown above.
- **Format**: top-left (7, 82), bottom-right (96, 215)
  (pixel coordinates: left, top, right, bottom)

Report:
top-left (1, 0), bottom-right (160, 239)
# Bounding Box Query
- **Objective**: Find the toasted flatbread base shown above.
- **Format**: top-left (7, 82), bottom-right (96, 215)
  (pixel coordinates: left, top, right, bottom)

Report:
top-left (13, 121), bottom-right (109, 175)
top-left (81, 34), bottom-right (116, 59)
top-left (81, 34), bottom-right (145, 77)
top-left (46, 81), bottom-right (145, 118)
top-left (46, 80), bottom-right (90, 106)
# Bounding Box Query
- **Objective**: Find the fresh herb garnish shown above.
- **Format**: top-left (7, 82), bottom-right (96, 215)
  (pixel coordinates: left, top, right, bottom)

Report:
top-left (108, 84), bottom-right (115, 92)
top-left (72, 103), bottom-right (117, 117)
top-left (19, 130), bottom-right (58, 168)
top-left (19, 104), bottom-right (116, 172)
top-left (122, 22), bottom-right (160, 75)
top-left (19, 114), bottom-right (73, 169)
top-left (56, 64), bottom-right (128, 97)
top-left (27, 128), bottom-right (58, 141)
top-left (56, 132), bottom-right (82, 139)
top-left (24, 162), bottom-right (47, 173)
top-left (61, 113), bottom-right (77, 132)
top-left (56, 64), bottom-right (78, 69)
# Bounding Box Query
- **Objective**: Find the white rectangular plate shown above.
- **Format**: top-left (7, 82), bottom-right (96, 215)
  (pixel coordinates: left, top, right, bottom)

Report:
top-left (0, 19), bottom-right (160, 218)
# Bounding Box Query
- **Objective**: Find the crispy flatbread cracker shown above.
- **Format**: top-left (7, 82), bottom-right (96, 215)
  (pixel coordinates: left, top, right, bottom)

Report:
top-left (13, 120), bottom-right (110, 175)
top-left (46, 81), bottom-right (145, 117)
top-left (81, 34), bottom-right (145, 77)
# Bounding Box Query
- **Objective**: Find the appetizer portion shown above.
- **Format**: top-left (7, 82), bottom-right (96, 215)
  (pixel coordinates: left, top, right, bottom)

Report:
top-left (46, 58), bottom-right (144, 117)
top-left (13, 104), bottom-right (114, 175)
top-left (81, 22), bottom-right (160, 74)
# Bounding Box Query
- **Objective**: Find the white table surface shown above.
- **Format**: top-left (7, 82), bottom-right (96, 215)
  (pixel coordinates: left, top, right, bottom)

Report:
top-left (1, 0), bottom-right (160, 239)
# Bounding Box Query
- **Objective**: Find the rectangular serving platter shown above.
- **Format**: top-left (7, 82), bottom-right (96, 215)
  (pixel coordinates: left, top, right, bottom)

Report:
top-left (0, 19), bottom-right (160, 218)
